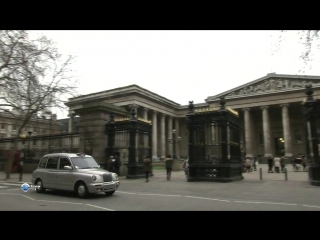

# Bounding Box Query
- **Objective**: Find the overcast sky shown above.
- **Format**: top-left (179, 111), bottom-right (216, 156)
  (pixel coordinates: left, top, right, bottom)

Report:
top-left (30, 30), bottom-right (320, 119)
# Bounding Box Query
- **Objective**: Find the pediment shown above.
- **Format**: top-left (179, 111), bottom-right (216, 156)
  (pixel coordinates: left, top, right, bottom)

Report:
top-left (206, 74), bottom-right (320, 102)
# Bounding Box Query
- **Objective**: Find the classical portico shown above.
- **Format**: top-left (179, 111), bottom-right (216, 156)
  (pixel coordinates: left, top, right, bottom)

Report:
top-left (205, 73), bottom-right (320, 160)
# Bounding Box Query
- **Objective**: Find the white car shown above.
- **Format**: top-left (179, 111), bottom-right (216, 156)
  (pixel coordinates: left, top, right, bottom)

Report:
top-left (31, 153), bottom-right (120, 198)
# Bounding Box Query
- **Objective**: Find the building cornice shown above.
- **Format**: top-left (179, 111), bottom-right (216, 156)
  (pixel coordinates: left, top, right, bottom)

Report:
top-left (66, 84), bottom-right (181, 109)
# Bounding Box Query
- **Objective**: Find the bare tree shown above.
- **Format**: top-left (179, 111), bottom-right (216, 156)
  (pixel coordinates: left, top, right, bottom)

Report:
top-left (274, 30), bottom-right (320, 73)
top-left (0, 30), bottom-right (79, 179)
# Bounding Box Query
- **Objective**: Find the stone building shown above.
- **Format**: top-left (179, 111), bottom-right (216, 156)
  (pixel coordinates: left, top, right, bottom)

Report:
top-left (0, 111), bottom-right (61, 152)
top-left (65, 73), bottom-right (320, 164)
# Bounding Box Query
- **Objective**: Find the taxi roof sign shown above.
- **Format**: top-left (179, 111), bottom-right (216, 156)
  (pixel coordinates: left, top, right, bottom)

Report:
top-left (76, 153), bottom-right (86, 156)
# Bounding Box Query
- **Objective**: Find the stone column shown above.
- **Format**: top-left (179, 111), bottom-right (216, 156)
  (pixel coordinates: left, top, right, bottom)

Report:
top-left (280, 104), bottom-right (293, 157)
top-left (175, 118), bottom-right (180, 159)
top-left (167, 116), bottom-right (173, 157)
top-left (261, 106), bottom-right (272, 157)
top-left (143, 108), bottom-right (148, 119)
top-left (211, 124), bottom-right (216, 144)
top-left (160, 114), bottom-right (166, 160)
top-left (152, 111), bottom-right (158, 161)
top-left (68, 111), bottom-right (74, 133)
top-left (143, 108), bottom-right (149, 148)
top-left (243, 108), bottom-right (253, 157)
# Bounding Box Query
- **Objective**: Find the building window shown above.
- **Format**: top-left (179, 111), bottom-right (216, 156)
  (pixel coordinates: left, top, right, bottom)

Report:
top-left (294, 128), bottom-right (303, 144)
top-left (1, 123), bottom-right (6, 130)
top-left (259, 132), bottom-right (264, 145)
top-left (12, 125), bottom-right (16, 131)
top-left (33, 139), bottom-right (37, 146)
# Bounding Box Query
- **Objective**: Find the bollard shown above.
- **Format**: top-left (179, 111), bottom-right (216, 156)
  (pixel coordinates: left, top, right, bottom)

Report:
top-left (259, 168), bottom-right (262, 180)
top-left (284, 168), bottom-right (288, 181)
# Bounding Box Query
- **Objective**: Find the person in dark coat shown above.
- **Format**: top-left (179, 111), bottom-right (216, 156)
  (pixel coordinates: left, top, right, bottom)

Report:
top-left (114, 154), bottom-right (121, 176)
top-left (107, 156), bottom-right (115, 172)
top-left (143, 156), bottom-right (151, 182)
top-left (280, 156), bottom-right (286, 173)
top-left (164, 155), bottom-right (174, 180)
top-left (267, 156), bottom-right (274, 173)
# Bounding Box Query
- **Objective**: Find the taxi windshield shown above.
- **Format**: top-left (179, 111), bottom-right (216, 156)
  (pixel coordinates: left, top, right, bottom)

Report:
top-left (70, 156), bottom-right (99, 169)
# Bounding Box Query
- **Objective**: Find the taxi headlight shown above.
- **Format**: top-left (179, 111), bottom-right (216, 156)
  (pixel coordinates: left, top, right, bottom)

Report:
top-left (92, 175), bottom-right (97, 181)
top-left (112, 173), bottom-right (119, 181)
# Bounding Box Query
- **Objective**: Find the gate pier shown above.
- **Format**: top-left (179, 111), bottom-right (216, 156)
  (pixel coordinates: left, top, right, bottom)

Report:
top-left (302, 84), bottom-right (320, 186)
top-left (186, 97), bottom-right (243, 182)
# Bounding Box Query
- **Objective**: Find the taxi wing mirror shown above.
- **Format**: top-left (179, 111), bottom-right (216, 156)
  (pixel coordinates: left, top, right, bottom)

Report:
top-left (64, 165), bottom-right (73, 170)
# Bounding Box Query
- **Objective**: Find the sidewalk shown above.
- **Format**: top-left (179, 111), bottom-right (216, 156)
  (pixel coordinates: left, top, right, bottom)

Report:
top-left (0, 164), bottom-right (309, 183)
top-left (0, 172), bottom-right (129, 184)
top-left (0, 172), bottom-right (33, 184)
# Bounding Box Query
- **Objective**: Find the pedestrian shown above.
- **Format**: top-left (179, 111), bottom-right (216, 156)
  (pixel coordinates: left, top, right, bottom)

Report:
top-left (182, 157), bottom-right (189, 175)
top-left (107, 156), bottom-right (116, 172)
top-left (143, 156), bottom-right (151, 182)
top-left (280, 156), bottom-right (286, 173)
top-left (245, 157), bottom-right (252, 173)
top-left (273, 156), bottom-right (281, 173)
top-left (164, 155), bottom-right (174, 180)
top-left (253, 157), bottom-right (257, 171)
top-left (295, 156), bottom-right (302, 172)
top-left (301, 155), bottom-right (307, 172)
top-left (291, 157), bottom-right (296, 172)
top-left (254, 158), bottom-right (259, 171)
top-left (114, 154), bottom-right (121, 176)
top-left (267, 156), bottom-right (274, 173)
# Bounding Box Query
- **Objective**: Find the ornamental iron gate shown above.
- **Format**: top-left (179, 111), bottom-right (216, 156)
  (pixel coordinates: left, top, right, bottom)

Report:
top-left (186, 97), bottom-right (243, 182)
top-left (302, 84), bottom-right (320, 186)
top-left (105, 105), bottom-right (152, 179)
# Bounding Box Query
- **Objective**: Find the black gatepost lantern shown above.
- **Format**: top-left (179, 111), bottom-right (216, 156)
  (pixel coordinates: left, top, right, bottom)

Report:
top-left (186, 97), bottom-right (243, 182)
top-left (302, 84), bottom-right (320, 186)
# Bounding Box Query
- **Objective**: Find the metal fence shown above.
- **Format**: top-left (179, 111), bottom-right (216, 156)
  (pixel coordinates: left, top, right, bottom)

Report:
top-left (0, 132), bottom-right (80, 163)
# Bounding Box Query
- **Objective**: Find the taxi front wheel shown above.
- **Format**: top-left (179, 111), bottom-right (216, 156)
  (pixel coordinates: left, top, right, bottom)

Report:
top-left (76, 182), bottom-right (89, 198)
top-left (35, 179), bottom-right (46, 193)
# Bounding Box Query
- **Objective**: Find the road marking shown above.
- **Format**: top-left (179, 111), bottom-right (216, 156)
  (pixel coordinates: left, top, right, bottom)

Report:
top-left (185, 196), bottom-right (230, 202)
top-left (233, 200), bottom-right (297, 206)
top-left (117, 191), bottom-right (136, 195)
top-left (0, 193), bottom-right (21, 196)
top-left (302, 205), bottom-right (320, 209)
top-left (37, 200), bottom-right (82, 205)
top-left (0, 186), bottom-right (8, 189)
top-left (22, 195), bottom-right (35, 201)
top-left (138, 193), bottom-right (182, 197)
top-left (6, 189), bottom-right (20, 191)
top-left (86, 204), bottom-right (115, 211)
top-left (0, 183), bottom-right (23, 186)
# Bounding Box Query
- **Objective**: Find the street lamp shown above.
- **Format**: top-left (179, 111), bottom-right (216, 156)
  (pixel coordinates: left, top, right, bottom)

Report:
top-left (168, 129), bottom-right (181, 159)
top-left (28, 131), bottom-right (33, 160)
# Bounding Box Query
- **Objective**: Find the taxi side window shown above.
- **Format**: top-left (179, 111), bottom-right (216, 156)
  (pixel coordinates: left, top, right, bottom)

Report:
top-left (46, 157), bottom-right (59, 169)
top-left (59, 157), bottom-right (72, 170)
top-left (39, 157), bottom-right (48, 168)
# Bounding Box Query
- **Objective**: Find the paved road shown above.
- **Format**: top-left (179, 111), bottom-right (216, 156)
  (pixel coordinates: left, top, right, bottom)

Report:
top-left (0, 164), bottom-right (319, 211)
